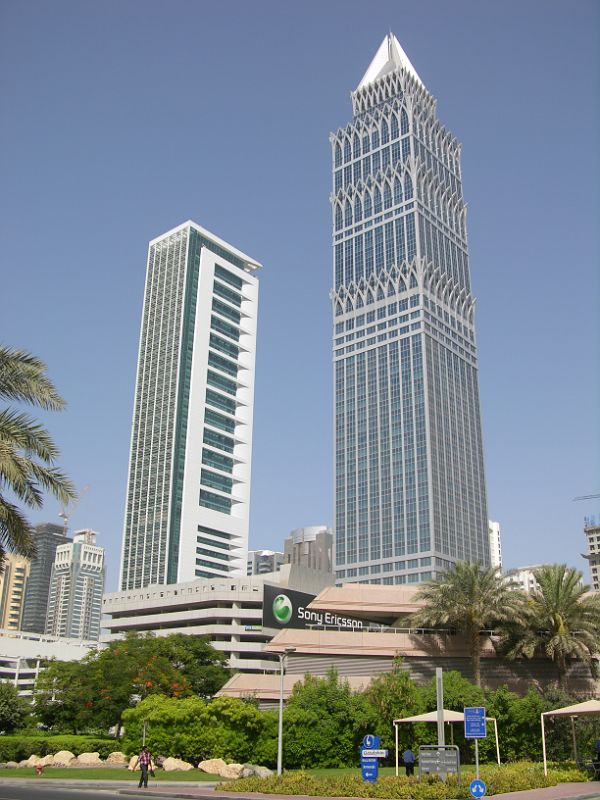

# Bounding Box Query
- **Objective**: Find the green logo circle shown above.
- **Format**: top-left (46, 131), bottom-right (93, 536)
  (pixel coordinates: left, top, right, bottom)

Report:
top-left (272, 594), bottom-right (293, 625)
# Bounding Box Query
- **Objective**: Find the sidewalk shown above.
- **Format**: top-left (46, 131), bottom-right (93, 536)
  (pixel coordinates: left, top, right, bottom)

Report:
top-left (2, 777), bottom-right (600, 800)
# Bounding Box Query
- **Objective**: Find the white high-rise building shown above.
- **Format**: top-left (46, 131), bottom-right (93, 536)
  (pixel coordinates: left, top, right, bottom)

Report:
top-left (119, 221), bottom-right (260, 590)
top-left (488, 521), bottom-right (502, 570)
top-left (45, 529), bottom-right (105, 641)
top-left (331, 35), bottom-right (490, 586)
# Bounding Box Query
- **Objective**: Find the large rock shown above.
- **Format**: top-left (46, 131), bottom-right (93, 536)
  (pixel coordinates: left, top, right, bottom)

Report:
top-left (198, 758), bottom-right (227, 775)
top-left (252, 765), bottom-right (274, 778)
top-left (162, 757), bottom-right (194, 772)
top-left (105, 751), bottom-right (128, 766)
top-left (219, 763), bottom-right (245, 779)
top-left (21, 755), bottom-right (40, 767)
top-left (38, 755), bottom-right (55, 767)
top-left (52, 751), bottom-right (76, 767)
top-left (5, 762), bottom-right (18, 769)
top-left (75, 752), bottom-right (103, 766)
top-left (128, 756), bottom-right (139, 771)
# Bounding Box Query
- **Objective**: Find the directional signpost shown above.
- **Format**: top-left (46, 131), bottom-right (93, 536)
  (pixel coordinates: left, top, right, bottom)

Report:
top-left (360, 735), bottom-right (388, 783)
top-left (418, 745), bottom-right (460, 783)
top-left (464, 707), bottom-right (487, 793)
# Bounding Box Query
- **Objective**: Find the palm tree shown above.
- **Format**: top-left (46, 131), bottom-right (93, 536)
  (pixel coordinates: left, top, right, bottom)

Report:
top-left (497, 564), bottom-right (600, 690)
top-left (410, 561), bottom-right (527, 686)
top-left (0, 345), bottom-right (75, 566)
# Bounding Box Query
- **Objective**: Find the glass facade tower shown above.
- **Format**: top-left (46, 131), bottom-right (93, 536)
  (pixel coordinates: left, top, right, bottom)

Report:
top-left (331, 35), bottom-right (490, 585)
top-left (119, 221), bottom-right (260, 590)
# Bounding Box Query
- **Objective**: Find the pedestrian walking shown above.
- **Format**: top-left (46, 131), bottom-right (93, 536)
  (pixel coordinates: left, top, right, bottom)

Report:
top-left (133, 745), bottom-right (153, 788)
top-left (402, 746), bottom-right (416, 777)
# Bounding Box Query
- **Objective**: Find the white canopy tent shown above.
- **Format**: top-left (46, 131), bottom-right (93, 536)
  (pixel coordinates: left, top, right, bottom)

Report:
top-left (541, 699), bottom-right (600, 776)
top-left (393, 709), bottom-right (500, 775)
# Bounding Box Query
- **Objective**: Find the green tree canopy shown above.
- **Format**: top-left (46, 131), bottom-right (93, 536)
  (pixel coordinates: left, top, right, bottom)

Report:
top-left (283, 669), bottom-right (373, 768)
top-left (363, 657), bottom-right (421, 751)
top-left (34, 632), bottom-right (230, 735)
top-left (410, 561), bottom-right (528, 686)
top-left (497, 564), bottom-right (600, 690)
top-left (0, 681), bottom-right (28, 733)
top-left (0, 344), bottom-right (75, 566)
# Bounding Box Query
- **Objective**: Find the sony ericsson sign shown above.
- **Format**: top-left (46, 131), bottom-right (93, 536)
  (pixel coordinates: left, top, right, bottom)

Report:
top-left (263, 584), bottom-right (364, 630)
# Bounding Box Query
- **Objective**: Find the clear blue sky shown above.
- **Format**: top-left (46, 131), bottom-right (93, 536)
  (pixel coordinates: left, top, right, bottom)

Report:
top-left (1, 0), bottom-right (598, 591)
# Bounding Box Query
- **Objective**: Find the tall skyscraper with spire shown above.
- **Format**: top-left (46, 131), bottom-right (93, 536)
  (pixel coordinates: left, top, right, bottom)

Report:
top-left (331, 35), bottom-right (490, 585)
top-left (119, 221), bottom-right (260, 590)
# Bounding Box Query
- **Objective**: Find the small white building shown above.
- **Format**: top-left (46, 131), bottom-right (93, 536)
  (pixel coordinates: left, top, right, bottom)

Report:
top-left (0, 629), bottom-right (100, 697)
top-left (247, 549), bottom-right (284, 576)
top-left (506, 565), bottom-right (542, 593)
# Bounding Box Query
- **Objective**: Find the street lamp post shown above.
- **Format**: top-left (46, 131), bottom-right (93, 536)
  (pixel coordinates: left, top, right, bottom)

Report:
top-left (277, 647), bottom-right (296, 776)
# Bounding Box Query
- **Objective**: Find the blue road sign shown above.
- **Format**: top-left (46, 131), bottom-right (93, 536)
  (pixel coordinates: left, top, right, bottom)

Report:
top-left (470, 778), bottom-right (486, 797)
top-left (464, 706), bottom-right (487, 738)
top-left (363, 734), bottom-right (380, 748)
top-left (360, 735), bottom-right (383, 782)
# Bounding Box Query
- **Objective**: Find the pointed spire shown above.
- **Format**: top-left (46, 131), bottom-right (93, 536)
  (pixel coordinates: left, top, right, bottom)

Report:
top-left (357, 33), bottom-right (423, 91)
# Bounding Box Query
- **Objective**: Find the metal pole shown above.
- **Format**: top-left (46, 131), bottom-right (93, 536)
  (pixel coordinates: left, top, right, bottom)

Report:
top-left (571, 716), bottom-right (578, 763)
top-left (394, 722), bottom-right (399, 777)
top-left (276, 648), bottom-right (295, 777)
top-left (475, 738), bottom-right (480, 781)
top-left (436, 668), bottom-right (445, 746)
top-left (277, 653), bottom-right (285, 776)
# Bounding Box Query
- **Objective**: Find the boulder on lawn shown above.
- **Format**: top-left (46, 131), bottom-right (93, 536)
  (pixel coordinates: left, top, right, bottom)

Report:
top-left (22, 755), bottom-right (41, 767)
top-left (105, 751), bottom-right (128, 766)
top-left (52, 751), bottom-right (76, 767)
top-left (252, 765), bottom-right (274, 778)
top-left (198, 758), bottom-right (226, 775)
top-left (75, 752), bottom-right (103, 766)
top-left (162, 757), bottom-right (194, 772)
top-left (128, 756), bottom-right (139, 771)
top-left (38, 755), bottom-right (55, 767)
top-left (5, 762), bottom-right (18, 769)
top-left (219, 763), bottom-right (245, 779)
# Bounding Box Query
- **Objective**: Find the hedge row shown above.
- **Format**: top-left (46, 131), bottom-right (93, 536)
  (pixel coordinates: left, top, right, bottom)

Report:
top-left (227, 764), bottom-right (587, 799)
top-left (0, 735), bottom-right (117, 763)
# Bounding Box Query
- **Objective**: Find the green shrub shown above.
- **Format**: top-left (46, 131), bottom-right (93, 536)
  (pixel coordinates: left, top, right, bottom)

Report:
top-left (0, 735), bottom-right (116, 762)
top-left (225, 763), bottom-right (588, 799)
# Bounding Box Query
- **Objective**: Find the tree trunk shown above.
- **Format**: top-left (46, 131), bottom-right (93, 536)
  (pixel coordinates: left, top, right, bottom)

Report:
top-left (471, 628), bottom-right (481, 687)
top-left (556, 655), bottom-right (567, 692)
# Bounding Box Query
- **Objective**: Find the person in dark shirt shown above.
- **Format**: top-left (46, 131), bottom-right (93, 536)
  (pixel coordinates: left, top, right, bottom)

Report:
top-left (402, 747), bottom-right (416, 777)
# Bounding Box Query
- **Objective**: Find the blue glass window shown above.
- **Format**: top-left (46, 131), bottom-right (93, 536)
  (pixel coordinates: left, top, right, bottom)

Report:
top-left (381, 119), bottom-right (389, 144)
top-left (401, 109), bottom-right (409, 135)
top-left (335, 142), bottom-right (342, 167)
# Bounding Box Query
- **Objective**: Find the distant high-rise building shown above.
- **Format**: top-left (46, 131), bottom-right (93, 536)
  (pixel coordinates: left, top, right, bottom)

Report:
top-left (247, 550), bottom-right (285, 576)
top-left (0, 553), bottom-right (30, 631)
top-left (21, 523), bottom-right (69, 633)
top-left (488, 521), bottom-right (502, 570)
top-left (119, 221), bottom-right (261, 590)
top-left (331, 35), bottom-right (490, 586)
top-left (45, 529), bottom-right (105, 641)
top-left (284, 526), bottom-right (333, 574)
top-left (583, 516), bottom-right (600, 591)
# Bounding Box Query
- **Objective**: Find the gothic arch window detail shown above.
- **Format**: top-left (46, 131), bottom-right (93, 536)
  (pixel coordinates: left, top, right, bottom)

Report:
top-left (405, 174), bottom-right (413, 200)
top-left (384, 183), bottom-right (392, 210)
top-left (334, 142), bottom-right (342, 168)
top-left (335, 204), bottom-right (343, 231)
top-left (401, 108), bottom-right (409, 135)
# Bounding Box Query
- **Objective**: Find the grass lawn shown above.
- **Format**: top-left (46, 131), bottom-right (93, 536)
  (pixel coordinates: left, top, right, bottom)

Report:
top-left (0, 767), bottom-right (221, 781)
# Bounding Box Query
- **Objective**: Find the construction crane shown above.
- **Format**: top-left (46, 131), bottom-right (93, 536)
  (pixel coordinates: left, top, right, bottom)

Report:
top-left (59, 484), bottom-right (90, 535)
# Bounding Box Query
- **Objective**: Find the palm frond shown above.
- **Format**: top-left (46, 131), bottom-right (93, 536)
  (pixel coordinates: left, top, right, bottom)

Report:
top-left (0, 345), bottom-right (66, 410)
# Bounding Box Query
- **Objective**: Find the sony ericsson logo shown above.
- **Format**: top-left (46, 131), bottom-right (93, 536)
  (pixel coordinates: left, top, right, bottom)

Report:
top-left (272, 594), bottom-right (293, 625)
